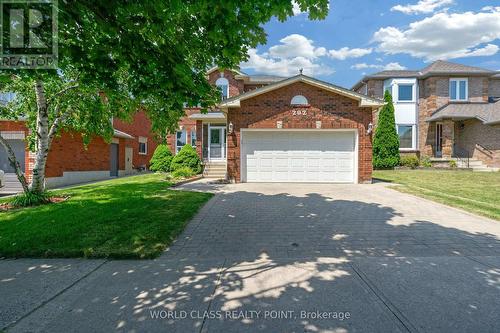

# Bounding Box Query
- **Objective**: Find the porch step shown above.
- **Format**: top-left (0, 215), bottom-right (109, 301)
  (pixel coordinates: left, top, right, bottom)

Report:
top-left (203, 162), bottom-right (227, 179)
top-left (453, 158), bottom-right (499, 172)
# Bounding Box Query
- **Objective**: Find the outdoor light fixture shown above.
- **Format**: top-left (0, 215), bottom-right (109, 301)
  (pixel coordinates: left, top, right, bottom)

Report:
top-left (367, 122), bottom-right (373, 135)
top-left (228, 121), bottom-right (234, 134)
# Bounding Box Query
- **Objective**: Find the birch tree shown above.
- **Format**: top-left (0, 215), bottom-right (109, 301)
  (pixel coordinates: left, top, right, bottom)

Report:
top-left (0, 0), bottom-right (328, 196)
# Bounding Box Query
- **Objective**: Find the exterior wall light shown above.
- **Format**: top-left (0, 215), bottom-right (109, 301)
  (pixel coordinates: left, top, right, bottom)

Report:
top-left (228, 121), bottom-right (234, 134)
top-left (367, 122), bottom-right (373, 135)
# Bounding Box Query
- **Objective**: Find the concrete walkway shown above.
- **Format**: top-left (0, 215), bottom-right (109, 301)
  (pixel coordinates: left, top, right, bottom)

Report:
top-left (1, 180), bottom-right (499, 332)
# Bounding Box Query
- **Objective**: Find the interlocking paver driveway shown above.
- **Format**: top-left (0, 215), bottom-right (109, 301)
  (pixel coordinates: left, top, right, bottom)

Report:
top-left (3, 180), bottom-right (500, 333)
top-left (167, 181), bottom-right (500, 259)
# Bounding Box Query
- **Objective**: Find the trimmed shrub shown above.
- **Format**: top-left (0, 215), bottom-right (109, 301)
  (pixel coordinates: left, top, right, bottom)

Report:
top-left (170, 145), bottom-right (202, 174)
top-left (400, 155), bottom-right (419, 169)
top-left (11, 191), bottom-right (52, 207)
top-left (449, 160), bottom-right (457, 168)
top-left (149, 144), bottom-right (173, 172)
top-left (420, 156), bottom-right (432, 168)
top-left (373, 91), bottom-right (400, 169)
top-left (171, 166), bottom-right (195, 179)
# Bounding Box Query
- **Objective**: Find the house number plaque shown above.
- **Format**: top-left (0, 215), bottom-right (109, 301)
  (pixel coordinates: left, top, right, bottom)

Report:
top-left (292, 110), bottom-right (307, 116)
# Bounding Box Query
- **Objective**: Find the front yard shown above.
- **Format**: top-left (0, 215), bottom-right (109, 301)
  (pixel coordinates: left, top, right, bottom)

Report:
top-left (0, 174), bottom-right (213, 259)
top-left (373, 170), bottom-right (500, 221)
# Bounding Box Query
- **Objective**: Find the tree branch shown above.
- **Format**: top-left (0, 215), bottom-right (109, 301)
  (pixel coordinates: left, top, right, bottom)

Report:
top-left (0, 133), bottom-right (29, 193)
top-left (46, 83), bottom-right (80, 108)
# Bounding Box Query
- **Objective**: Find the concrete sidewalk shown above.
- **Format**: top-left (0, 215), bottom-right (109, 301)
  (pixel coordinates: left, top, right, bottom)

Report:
top-left (1, 181), bottom-right (499, 332)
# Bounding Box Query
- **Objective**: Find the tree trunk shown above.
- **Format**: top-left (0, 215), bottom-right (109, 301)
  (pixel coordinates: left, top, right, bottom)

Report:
top-left (30, 80), bottom-right (50, 194)
top-left (0, 135), bottom-right (29, 193)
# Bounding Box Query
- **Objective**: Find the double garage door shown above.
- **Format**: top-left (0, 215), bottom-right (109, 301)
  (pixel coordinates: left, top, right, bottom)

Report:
top-left (241, 130), bottom-right (357, 183)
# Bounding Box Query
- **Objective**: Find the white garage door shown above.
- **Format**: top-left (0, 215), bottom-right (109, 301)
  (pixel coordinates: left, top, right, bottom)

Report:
top-left (242, 131), bottom-right (356, 183)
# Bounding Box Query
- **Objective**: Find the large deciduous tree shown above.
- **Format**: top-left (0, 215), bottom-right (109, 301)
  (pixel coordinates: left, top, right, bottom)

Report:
top-left (0, 1), bottom-right (329, 194)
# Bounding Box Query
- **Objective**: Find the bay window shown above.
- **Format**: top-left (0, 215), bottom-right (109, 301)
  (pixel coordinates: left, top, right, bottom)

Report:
top-left (397, 84), bottom-right (413, 102)
top-left (397, 125), bottom-right (414, 150)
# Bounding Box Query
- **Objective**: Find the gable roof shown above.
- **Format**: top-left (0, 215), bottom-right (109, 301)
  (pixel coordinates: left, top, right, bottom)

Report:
top-left (206, 66), bottom-right (246, 76)
top-left (352, 60), bottom-right (499, 90)
top-left (420, 60), bottom-right (494, 76)
top-left (219, 74), bottom-right (385, 109)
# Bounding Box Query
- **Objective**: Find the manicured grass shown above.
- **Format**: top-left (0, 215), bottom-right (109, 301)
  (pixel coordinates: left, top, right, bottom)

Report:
top-left (0, 174), bottom-right (213, 259)
top-left (373, 170), bottom-right (500, 221)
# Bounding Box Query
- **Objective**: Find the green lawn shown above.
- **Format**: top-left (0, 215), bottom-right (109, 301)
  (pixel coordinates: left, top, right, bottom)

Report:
top-left (0, 174), bottom-right (213, 259)
top-left (373, 170), bottom-right (500, 221)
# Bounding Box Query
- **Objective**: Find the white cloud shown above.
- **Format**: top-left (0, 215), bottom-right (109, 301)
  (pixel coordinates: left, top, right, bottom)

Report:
top-left (328, 47), bottom-right (372, 60)
top-left (351, 62), bottom-right (407, 71)
top-left (373, 7), bottom-right (500, 61)
top-left (268, 34), bottom-right (326, 59)
top-left (384, 62), bottom-right (408, 70)
top-left (391, 0), bottom-right (454, 15)
top-left (242, 49), bottom-right (334, 76)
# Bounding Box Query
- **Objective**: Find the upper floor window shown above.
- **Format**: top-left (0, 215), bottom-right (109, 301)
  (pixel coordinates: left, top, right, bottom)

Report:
top-left (397, 84), bottom-right (413, 102)
top-left (215, 77), bottom-right (229, 100)
top-left (450, 78), bottom-right (468, 101)
top-left (290, 95), bottom-right (309, 106)
top-left (138, 137), bottom-right (148, 155)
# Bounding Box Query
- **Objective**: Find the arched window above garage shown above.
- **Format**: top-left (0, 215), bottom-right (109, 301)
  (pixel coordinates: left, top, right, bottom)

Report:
top-left (290, 95), bottom-right (309, 106)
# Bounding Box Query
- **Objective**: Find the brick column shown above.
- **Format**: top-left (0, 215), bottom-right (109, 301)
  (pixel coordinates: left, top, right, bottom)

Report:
top-left (196, 120), bottom-right (203, 159)
top-left (442, 120), bottom-right (455, 158)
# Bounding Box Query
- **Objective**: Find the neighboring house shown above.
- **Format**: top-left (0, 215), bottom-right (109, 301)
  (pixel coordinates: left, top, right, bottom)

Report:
top-left (167, 68), bottom-right (384, 183)
top-left (0, 111), bottom-right (157, 188)
top-left (352, 60), bottom-right (500, 169)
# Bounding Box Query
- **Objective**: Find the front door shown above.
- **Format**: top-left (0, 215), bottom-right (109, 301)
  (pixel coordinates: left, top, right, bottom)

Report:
top-left (436, 123), bottom-right (443, 157)
top-left (110, 143), bottom-right (119, 177)
top-left (209, 127), bottom-right (226, 160)
top-left (125, 147), bottom-right (133, 173)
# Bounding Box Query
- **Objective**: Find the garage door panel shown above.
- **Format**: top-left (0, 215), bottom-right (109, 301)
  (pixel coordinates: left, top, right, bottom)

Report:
top-left (242, 131), bottom-right (356, 183)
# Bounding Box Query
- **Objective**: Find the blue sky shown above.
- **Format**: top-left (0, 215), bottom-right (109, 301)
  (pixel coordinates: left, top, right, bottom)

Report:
top-left (240, 0), bottom-right (500, 88)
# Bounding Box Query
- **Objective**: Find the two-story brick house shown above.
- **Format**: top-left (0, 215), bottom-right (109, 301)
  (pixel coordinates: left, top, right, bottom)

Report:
top-left (167, 67), bottom-right (384, 183)
top-left (353, 60), bottom-right (500, 169)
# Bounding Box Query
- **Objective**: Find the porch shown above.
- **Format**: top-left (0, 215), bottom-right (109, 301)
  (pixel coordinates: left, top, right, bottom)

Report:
top-left (188, 112), bottom-right (228, 178)
top-left (426, 119), bottom-right (500, 171)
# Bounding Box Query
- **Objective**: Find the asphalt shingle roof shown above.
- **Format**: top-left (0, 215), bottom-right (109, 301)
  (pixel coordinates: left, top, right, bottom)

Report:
top-left (352, 60), bottom-right (500, 90)
top-left (427, 100), bottom-right (500, 125)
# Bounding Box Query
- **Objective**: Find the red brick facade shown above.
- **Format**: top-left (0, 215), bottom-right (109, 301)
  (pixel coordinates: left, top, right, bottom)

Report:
top-left (226, 82), bottom-right (374, 183)
top-left (0, 110), bottom-right (157, 185)
top-left (113, 111), bottom-right (158, 169)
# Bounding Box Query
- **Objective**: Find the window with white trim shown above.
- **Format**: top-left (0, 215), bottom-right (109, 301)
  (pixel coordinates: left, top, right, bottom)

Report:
top-left (215, 77), bottom-right (229, 100)
top-left (450, 78), bottom-right (468, 101)
top-left (190, 128), bottom-right (196, 147)
top-left (397, 125), bottom-right (414, 150)
top-left (290, 95), bottom-right (309, 106)
top-left (176, 130), bottom-right (186, 153)
top-left (397, 84), bottom-right (413, 102)
top-left (138, 136), bottom-right (148, 155)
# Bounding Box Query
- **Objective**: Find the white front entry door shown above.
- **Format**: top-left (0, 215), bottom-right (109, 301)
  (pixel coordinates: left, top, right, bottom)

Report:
top-left (241, 131), bottom-right (356, 183)
top-left (209, 126), bottom-right (226, 160)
